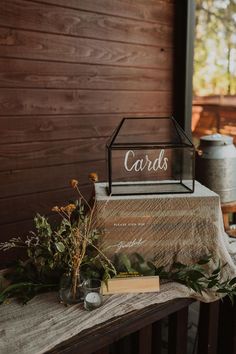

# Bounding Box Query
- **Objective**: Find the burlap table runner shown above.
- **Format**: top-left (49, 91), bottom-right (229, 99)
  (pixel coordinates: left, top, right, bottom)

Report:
top-left (0, 282), bottom-right (220, 354)
top-left (1, 181), bottom-right (236, 354)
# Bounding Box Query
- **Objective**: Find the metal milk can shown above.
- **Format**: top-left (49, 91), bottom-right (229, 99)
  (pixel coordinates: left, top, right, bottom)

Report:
top-left (196, 134), bottom-right (236, 203)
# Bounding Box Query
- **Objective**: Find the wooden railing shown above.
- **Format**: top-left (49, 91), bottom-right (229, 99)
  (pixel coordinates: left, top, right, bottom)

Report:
top-left (47, 298), bottom-right (236, 354)
top-left (192, 96), bottom-right (236, 143)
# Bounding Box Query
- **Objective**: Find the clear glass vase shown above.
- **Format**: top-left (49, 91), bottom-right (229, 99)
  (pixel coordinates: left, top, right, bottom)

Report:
top-left (58, 274), bottom-right (84, 305)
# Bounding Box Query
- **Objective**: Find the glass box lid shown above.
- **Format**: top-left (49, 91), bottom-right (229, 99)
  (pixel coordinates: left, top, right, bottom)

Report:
top-left (106, 117), bottom-right (195, 196)
top-left (108, 117), bottom-right (193, 148)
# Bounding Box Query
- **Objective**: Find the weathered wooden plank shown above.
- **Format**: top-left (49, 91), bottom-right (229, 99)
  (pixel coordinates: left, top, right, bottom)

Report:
top-left (0, 218), bottom-right (35, 243)
top-left (217, 297), bottom-right (236, 354)
top-left (138, 325), bottom-right (152, 354)
top-left (46, 299), bottom-right (193, 354)
top-left (0, 160), bottom-right (107, 198)
top-left (0, 28), bottom-right (173, 69)
top-left (0, 58), bottom-right (172, 91)
top-left (197, 301), bottom-right (220, 354)
top-left (0, 0), bottom-right (173, 47)
top-left (0, 89), bottom-right (172, 116)
top-left (0, 184), bottom-right (92, 225)
top-left (0, 137), bottom-right (107, 171)
top-left (26, 0), bottom-right (174, 24)
top-left (112, 334), bottom-right (136, 354)
top-left (93, 348), bottom-right (110, 354)
top-left (0, 113), bottom-right (171, 144)
top-left (151, 320), bottom-right (162, 353)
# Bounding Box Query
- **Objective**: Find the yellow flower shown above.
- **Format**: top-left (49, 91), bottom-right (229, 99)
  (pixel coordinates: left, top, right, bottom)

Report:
top-left (89, 172), bottom-right (98, 182)
top-left (70, 179), bottom-right (78, 189)
top-left (59, 204), bottom-right (76, 216)
top-left (64, 204), bottom-right (76, 214)
top-left (52, 206), bottom-right (60, 212)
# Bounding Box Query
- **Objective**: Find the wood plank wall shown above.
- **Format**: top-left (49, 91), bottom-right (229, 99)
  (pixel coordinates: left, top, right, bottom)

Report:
top-left (0, 0), bottom-right (174, 267)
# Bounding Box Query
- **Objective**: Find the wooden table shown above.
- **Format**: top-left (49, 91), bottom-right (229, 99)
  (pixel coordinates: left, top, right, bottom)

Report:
top-left (47, 298), bottom-right (194, 354)
top-left (0, 287), bottom-right (225, 354)
top-left (46, 298), bottom-right (236, 354)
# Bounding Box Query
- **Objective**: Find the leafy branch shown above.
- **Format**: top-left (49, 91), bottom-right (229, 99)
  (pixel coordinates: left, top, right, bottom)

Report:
top-left (0, 175), bottom-right (116, 305)
top-left (0, 281), bottom-right (58, 305)
top-left (114, 253), bottom-right (236, 304)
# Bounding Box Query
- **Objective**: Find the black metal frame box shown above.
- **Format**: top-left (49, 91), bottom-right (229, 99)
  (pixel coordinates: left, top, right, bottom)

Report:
top-left (106, 117), bottom-right (195, 196)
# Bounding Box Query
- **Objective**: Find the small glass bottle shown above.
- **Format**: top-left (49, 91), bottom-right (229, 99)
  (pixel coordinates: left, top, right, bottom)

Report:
top-left (83, 279), bottom-right (103, 310)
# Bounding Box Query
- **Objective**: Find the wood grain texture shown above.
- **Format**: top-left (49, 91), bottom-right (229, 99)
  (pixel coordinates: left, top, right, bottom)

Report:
top-left (0, 0), bottom-right (175, 267)
top-left (0, 113), bottom-right (170, 144)
top-left (25, 0), bottom-right (174, 24)
top-left (168, 307), bottom-right (188, 354)
top-left (0, 58), bottom-right (172, 91)
top-left (0, 184), bottom-right (92, 225)
top-left (0, 160), bottom-right (107, 198)
top-left (0, 28), bottom-right (172, 69)
top-left (138, 325), bottom-right (152, 354)
top-left (197, 302), bottom-right (220, 354)
top-left (0, 290), bottom-right (194, 354)
top-left (0, 89), bottom-right (172, 116)
top-left (0, 0), bottom-right (173, 47)
top-left (0, 137), bottom-right (107, 171)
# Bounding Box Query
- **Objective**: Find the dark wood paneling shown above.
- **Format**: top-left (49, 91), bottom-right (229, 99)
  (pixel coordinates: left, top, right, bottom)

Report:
top-left (0, 89), bottom-right (172, 116)
top-left (0, 0), bottom-right (174, 267)
top-left (0, 28), bottom-right (172, 69)
top-left (0, 137), bottom-right (107, 171)
top-left (26, 0), bottom-right (174, 24)
top-left (168, 307), bottom-right (188, 354)
top-left (138, 325), bottom-right (152, 354)
top-left (0, 184), bottom-right (92, 225)
top-left (197, 302), bottom-right (220, 354)
top-left (0, 59), bottom-right (172, 91)
top-left (0, 0), bottom-right (173, 47)
top-left (0, 160), bottom-right (107, 198)
top-left (0, 113), bottom-right (170, 144)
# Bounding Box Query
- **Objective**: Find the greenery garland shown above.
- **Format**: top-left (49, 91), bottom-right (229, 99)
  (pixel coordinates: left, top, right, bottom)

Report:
top-left (112, 252), bottom-right (236, 304)
top-left (1, 251), bottom-right (236, 305)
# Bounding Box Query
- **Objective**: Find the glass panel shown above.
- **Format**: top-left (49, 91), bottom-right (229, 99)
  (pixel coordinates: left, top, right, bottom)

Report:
top-left (107, 117), bottom-right (195, 195)
top-left (112, 117), bottom-right (191, 146)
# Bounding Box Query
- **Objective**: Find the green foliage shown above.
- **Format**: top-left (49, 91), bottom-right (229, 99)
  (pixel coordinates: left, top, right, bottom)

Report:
top-left (114, 253), bottom-right (157, 276)
top-left (0, 202), bottom-right (116, 304)
top-left (0, 282), bottom-right (58, 305)
top-left (194, 0), bottom-right (236, 95)
top-left (114, 253), bottom-right (236, 304)
top-left (2, 208), bottom-right (236, 306)
top-left (0, 261), bottom-right (59, 304)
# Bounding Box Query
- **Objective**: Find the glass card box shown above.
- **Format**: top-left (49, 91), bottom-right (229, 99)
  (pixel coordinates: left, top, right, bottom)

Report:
top-left (107, 117), bottom-right (195, 196)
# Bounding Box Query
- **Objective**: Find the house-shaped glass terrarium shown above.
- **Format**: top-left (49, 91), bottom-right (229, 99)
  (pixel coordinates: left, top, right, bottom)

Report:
top-left (106, 117), bottom-right (195, 196)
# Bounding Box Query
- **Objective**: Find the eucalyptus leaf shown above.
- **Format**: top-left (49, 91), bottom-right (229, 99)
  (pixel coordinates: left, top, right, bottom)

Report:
top-left (188, 270), bottom-right (205, 281)
top-left (55, 242), bottom-right (65, 253)
top-left (132, 253), bottom-right (145, 264)
top-left (229, 277), bottom-right (236, 286)
top-left (207, 279), bottom-right (218, 288)
top-left (197, 255), bottom-right (211, 265)
top-left (172, 262), bottom-right (186, 269)
top-left (135, 262), bottom-right (155, 276)
top-left (115, 253), bottom-right (132, 272)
